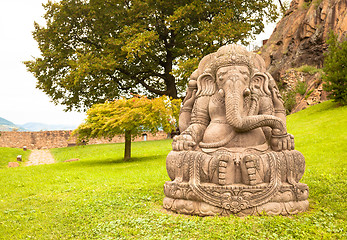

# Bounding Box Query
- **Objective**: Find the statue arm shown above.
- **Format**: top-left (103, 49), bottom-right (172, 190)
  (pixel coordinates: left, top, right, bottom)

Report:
top-left (173, 96), bottom-right (210, 151)
top-left (269, 88), bottom-right (295, 151)
top-left (179, 81), bottom-right (197, 133)
top-left (271, 88), bottom-right (286, 125)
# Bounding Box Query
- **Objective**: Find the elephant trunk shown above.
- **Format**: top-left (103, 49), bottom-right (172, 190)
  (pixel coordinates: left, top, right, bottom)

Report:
top-left (224, 81), bottom-right (286, 135)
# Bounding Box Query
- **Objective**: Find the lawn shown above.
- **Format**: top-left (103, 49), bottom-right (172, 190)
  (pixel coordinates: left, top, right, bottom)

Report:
top-left (0, 101), bottom-right (346, 239)
top-left (0, 147), bottom-right (31, 168)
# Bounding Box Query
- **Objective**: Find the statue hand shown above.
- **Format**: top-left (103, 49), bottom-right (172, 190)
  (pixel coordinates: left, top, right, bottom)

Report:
top-left (270, 133), bottom-right (295, 151)
top-left (172, 134), bottom-right (196, 151)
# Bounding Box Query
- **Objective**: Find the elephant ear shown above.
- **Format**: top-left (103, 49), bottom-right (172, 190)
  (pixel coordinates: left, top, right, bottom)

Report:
top-left (197, 53), bottom-right (217, 76)
top-left (265, 72), bottom-right (284, 100)
top-left (250, 72), bottom-right (271, 96)
top-left (264, 72), bottom-right (286, 112)
top-left (196, 72), bottom-right (216, 97)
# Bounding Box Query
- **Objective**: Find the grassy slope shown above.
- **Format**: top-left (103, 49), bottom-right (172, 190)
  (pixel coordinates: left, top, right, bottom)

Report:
top-left (0, 101), bottom-right (346, 239)
top-left (286, 101), bottom-right (347, 219)
top-left (0, 147), bottom-right (31, 168)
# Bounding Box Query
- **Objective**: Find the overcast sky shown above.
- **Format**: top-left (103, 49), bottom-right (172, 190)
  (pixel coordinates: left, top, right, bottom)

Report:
top-left (0, 0), bottom-right (277, 126)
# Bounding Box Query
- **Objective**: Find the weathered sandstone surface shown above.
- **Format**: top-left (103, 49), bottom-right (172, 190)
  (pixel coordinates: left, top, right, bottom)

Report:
top-left (260, 0), bottom-right (347, 80)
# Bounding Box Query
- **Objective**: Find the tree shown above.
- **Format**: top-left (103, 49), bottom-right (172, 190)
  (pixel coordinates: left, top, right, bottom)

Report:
top-left (25, 0), bottom-right (279, 111)
top-left (323, 33), bottom-right (347, 105)
top-left (277, 0), bottom-right (290, 15)
top-left (73, 96), bottom-right (181, 160)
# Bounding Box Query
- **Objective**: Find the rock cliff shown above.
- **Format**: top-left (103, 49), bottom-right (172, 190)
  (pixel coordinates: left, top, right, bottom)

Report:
top-left (260, 0), bottom-right (347, 80)
top-left (259, 0), bottom-right (346, 113)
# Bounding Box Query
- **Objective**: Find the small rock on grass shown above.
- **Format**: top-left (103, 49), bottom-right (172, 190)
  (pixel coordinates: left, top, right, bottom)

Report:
top-left (8, 162), bottom-right (20, 168)
top-left (64, 158), bottom-right (79, 162)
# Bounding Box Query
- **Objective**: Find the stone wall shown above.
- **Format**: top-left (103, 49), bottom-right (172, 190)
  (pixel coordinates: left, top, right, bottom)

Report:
top-left (0, 130), bottom-right (169, 149)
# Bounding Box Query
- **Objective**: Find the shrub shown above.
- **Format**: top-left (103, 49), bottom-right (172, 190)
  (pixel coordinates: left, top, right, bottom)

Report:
top-left (323, 33), bottom-right (347, 105)
top-left (295, 81), bottom-right (308, 95)
top-left (295, 65), bottom-right (323, 75)
top-left (278, 0), bottom-right (291, 16)
top-left (299, 1), bottom-right (311, 10)
top-left (281, 89), bottom-right (297, 114)
top-left (280, 80), bottom-right (309, 114)
top-left (305, 89), bottom-right (314, 99)
top-left (313, 0), bottom-right (323, 8)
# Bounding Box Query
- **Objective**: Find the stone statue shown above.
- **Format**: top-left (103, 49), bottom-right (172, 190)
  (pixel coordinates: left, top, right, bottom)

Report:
top-left (163, 45), bottom-right (309, 216)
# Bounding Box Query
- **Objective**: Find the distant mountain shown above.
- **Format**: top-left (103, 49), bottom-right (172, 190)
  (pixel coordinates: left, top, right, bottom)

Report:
top-left (0, 117), bottom-right (15, 126)
top-left (0, 117), bottom-right (78, 132)
top-left (0, 117), bottom-right (25, 131)
top-left (19, 122), bottom-right (78, 131)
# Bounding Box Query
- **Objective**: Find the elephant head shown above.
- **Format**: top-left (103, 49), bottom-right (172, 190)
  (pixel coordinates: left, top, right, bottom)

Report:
top-left (196, 44), bottom-right (287, 136)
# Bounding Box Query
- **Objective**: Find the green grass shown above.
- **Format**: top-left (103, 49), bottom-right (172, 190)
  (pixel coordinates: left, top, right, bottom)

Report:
top-left (0, 101), bottom-right (346, 239)
top-left (0, 147), bottom-right (31, 168)
top-left (286, 100), bottom-right (347, 220)
top-left (295, 65), bottom-right (323, 75)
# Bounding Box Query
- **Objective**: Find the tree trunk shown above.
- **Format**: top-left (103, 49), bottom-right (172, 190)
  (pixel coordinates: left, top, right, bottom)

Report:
top-left (164, 48), bottom-right (178, 99)
top-left (124, 130), bottom-right (131, 160)
top-left (166, 74), bottom-right (178, 99)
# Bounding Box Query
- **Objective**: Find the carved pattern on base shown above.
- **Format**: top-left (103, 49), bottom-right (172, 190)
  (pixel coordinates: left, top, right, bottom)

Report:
top-left (163, 197), bottom-right (309, 217)
top-left (187, 152), bottom-right (285, 213)
top-left (164, 181), bottom-right (309, 216)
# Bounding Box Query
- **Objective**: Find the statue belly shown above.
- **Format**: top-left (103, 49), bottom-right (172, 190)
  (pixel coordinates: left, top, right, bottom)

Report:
top-left (202, 122), bottom-right (234, 143)
top-left (224, 128), bottom-right (267, 148)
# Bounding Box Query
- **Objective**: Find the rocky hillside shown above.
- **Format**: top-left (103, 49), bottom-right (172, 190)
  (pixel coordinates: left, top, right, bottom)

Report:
top-left (260, 0), bottom-right (346, 113)
top-left (279, 67), bottom-right (328, 113)
top-left (260, 0), bottom-right (347, 80)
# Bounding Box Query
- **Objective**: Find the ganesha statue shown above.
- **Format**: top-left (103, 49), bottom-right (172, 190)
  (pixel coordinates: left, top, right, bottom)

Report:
top-left (163, 45), bottom-right (309, 216)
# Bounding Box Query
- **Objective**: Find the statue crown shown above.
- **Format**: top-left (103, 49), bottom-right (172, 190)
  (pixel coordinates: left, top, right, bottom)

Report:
top-left (209, 44), bottom-right (255, 78)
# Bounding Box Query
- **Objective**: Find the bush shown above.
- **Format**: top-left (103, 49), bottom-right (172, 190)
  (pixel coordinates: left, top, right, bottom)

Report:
top-left (313, 0), bottom-right (323, 8)
top-left (323, 33), bottom-right (347, 105)
top-left (295, 81), bottom-right (308, 95)
top-left (305, 89), bottom-right (314, 99)
top-left (281, 89), bottom-right (297, 114)
top-left (295, 65), bottom-right (323, 75)
top-left (299, 1), bottom-right (311, 10)
top-left (280, 80), bottom-right (308, 114)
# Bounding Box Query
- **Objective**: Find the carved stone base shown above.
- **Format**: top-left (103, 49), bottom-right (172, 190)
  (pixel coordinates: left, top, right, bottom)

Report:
top-left (163, 181), bottom-right (309, 216)
top-left (164, 197), bottom-right (309, 216)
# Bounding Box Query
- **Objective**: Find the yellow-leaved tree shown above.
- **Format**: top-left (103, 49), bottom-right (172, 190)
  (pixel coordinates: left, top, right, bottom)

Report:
top-left (73, 96), bottom-right (181, 160)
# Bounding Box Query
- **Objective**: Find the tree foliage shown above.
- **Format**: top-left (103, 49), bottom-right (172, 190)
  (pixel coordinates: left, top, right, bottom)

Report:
top-left (25, 0), bottom-right (279, 111)
top-left (73, 96), bottom-right (181, 160)
top-left (323, 33), bottom-right (347, 105)
top-left (277, 0), bottom-right (290, 15)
